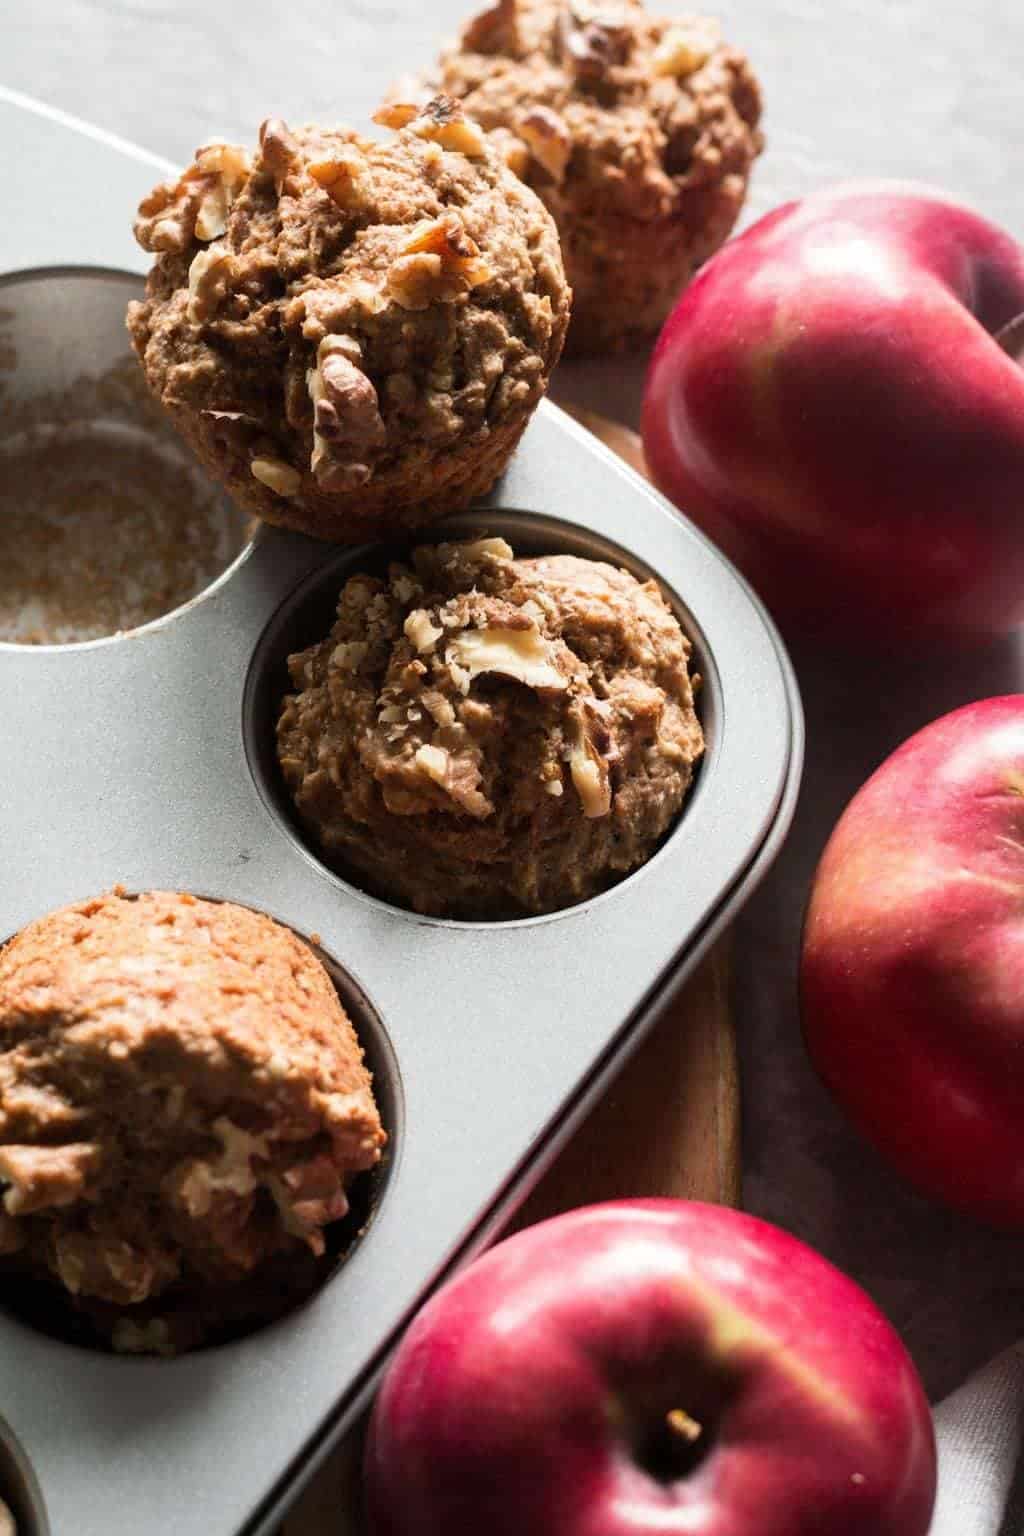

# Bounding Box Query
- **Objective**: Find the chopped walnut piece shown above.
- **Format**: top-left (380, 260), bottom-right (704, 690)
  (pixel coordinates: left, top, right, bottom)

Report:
top-left (496, 130), bottom-right (531, 179)
top-left (188, 139), bottom-right (251, 242)
top-left (651, 21), bottom-right (719, 78)
top-left (373, 101), bottom-right (420, 130)
top-left (0, 1141), bottom-right (101, 1216)
top-left (307, 334), bottom-right (386, 491)
top-left (463, 536), bottom-right (514, 561)
top-left (569, 725), bottom-right (612, 818)
top-left (463, 0), bottom-right (519, 52)
top-left (307, 147), bottom-right (364, 209)
top-left (172, 1118), bottom-right (268, 1219)
top-left (134, 175), bottom-right (206, 254)
top-left (195, 138), bottom-right (252, 187)
top-left (414, 743), bottom-right (451, 786)
top-left (405, 609), bottom-right (444, 653)
top-left (519, 105), bottom-right (572, 183)
top-left (447, 625), bottom-right (568, 691)
top-left (269, 1154), bottom-right (349, 1255)
top-left (259, 116), bottom-right (301, 186)
top-left (251, 456), bottom-right (302, 496)
top-left (331, 640), bottom-right (369, 671)
top-left (388, 213), bottom-right (493, 309)
top-left (558, 0), bottom-right (634, 79)
top-left (187, 241), bottom-right (234, 323)
top-left (193, 186), bottom-right (230, 242)
top-left (374, 94), bottom-right (488, 158)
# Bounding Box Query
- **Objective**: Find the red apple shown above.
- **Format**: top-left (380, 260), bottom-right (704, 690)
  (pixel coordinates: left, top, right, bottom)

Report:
top-left (642, 181), bottom-right (1024, 646)
top-left (364, 1200), bottom-right (935, 1536)
top-left (803, 695), bottom-right (1024, 1224)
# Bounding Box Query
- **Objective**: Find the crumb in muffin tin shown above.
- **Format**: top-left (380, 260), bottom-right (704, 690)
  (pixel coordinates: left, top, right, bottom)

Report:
top-left (0, 358), bottom-right (250, 646)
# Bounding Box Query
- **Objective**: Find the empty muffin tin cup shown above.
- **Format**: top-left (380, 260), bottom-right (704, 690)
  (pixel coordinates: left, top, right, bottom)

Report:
top-left (0, 268), bottom-right (252, 648)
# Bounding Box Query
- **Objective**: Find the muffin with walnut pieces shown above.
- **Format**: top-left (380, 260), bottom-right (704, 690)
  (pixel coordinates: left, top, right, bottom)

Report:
top-left (127, 98), bottom-right (570, 542)
top-left (276, 536), bottom-right (704, 918)
top-left (0, 890), bottom-right (385, 1352)
top-left (396, 0), bottom-right (762, 352)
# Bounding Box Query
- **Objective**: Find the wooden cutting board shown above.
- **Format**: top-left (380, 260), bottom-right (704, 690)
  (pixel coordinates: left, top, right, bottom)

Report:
top-left (283, 412), bottom-right (741, 1536)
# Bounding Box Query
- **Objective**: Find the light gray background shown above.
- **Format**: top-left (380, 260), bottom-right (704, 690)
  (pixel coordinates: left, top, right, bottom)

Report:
top-left (6, 0), bottom-right (1024, 1409)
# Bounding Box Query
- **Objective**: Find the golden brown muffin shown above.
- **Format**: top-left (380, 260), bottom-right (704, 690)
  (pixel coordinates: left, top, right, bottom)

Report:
top-left (0, 891), bottom-right (384, 1351)
top-left (276, 536), bottom-right (703, 918)
top-left (127, 99), bottom-right (570, 542)
top-left (397, 0), bottom-right (763, 352)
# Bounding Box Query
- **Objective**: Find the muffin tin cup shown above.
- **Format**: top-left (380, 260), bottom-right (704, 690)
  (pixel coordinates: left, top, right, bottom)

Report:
top-left (0, 91), bottom-right (803, 1536)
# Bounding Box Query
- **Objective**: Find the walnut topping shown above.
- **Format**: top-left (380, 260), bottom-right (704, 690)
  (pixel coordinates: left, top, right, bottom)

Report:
top-left (388, 213), bottom-right (493, 310)
top-left (331, 640), bottom-right (369, 671)
top-left (569, 725), bottom-right (612, 818)
top-left (307, 146), bottom-right (364, 209)
top-left (268, 1154), bottom-right (349, 1255)
top-left (496, 130), bottom-right (531, 179)
top-left (462, 0), bottom-right (519, 52)
top-left (463, 536), bottom-right (514, 561)
top-left (134, 177), bottom-right (203, 254)
top-left (192, 138), bottom-right (251, 241)
top-left (133, 136), bottom-right (250, 251)
top-left (558, 0), bottom-right (634, 79)
top-left (414, 743), bottom-right (451, 786)
top-left (374, 94), bottom-right (488, 158)
top-left (259, 116), bottom-right (301, 186)
top-left (195, 138), bottom-right (252, 188)
top-left (651, 21), bottom-right (719, 77)
top-left (373, 102), bottom-right (420, 130)
top-left (171, 1118), bottom-right (269, 1220)
top-left (187, 242), bottom-right (234, 323)
top-left (251, 456), bottom-right (302, 496)
top-left (307, 333), bottom-right (386, 491)
top-left (405, 609), bottom-right (445, 653)
top-left (0, 1142), bottom-right (101, 1216)
top-left (447, 625), bottom-right (568, 691)
top-left (518, 106), bottom-right (572, 183)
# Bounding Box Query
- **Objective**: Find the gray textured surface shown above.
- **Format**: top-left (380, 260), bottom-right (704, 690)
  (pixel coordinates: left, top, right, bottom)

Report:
top-left (4, 0), bottom-right (1024, 1438)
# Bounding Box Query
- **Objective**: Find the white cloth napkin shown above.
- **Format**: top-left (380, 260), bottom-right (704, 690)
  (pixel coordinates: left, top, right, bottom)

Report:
top-left (934, 1345), bottom-right (1024, 1535)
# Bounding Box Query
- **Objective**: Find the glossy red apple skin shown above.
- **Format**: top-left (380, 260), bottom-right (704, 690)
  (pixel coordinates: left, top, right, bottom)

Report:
top-left (642, 181), bottom-right (1024, 646)
top-left (803, 695), bottom-right (1024, 1224)
top-left (364, 1200), bottom-right (935, 1536)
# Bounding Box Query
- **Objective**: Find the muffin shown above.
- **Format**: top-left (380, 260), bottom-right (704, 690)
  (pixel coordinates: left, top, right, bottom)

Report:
top-left (0, 891), bottom-right (384, 1351)
top-left (127, 98), bottom-right (570, 542)
top-left (276, 536), bottom-right (703, 917)
top-left (397, 0), bottom-right (763, 352)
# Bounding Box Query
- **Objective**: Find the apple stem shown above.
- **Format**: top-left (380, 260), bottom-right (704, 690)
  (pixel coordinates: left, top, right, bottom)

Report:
top-left (666, 1409), bottom-right (702, 1444)
top-left (994, 312), bottom-right (1024, 362)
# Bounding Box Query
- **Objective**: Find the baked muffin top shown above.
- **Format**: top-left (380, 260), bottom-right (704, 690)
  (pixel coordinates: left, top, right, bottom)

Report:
top-left (0, 890), bottom-right (384, 1330)
top-left (128, 98), bottom-right (569, 530)
top-left (402, 0), bottom-right (763, 227)
top-left (277, 536), bottom-right (704, 918)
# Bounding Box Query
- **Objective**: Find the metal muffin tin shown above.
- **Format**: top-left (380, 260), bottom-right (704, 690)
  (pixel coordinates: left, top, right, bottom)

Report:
top-left (0, 89), bottom-right (803, 1536)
